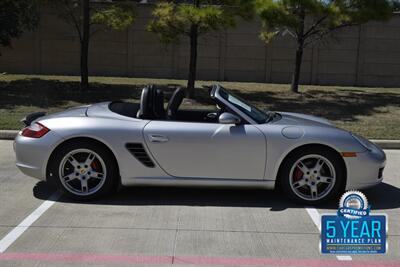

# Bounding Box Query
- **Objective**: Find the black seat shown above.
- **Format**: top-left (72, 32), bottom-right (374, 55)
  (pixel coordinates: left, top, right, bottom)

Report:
top-left (166, 87), bottom-right (185, 120)
top-left (137, 86), bottom-right (154, 119)
top-left (153, 89), bottom-right (166, 119)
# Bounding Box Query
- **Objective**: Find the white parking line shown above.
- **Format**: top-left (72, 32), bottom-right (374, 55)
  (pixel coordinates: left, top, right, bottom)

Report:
top-left (0, 192), bottom-right (60, 253)
top-left (305, 207), bottom-right (321, 231)
top-left (305, 207), bottom-right (353, 261)
top-left (336, 255), bottom-right (353, 261)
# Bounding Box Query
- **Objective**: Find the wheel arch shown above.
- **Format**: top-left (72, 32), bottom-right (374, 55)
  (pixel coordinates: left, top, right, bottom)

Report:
top-left (46, 137), bottom-right (121, 185)
top-left (275, 143), bottom-right (347, 189)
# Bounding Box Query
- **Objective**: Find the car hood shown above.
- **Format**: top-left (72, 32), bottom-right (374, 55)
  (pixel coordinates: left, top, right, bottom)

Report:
top-left (275, 112), bottom-right (334, 127)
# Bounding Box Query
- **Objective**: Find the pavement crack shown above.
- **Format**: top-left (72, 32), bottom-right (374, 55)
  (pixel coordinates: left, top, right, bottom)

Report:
top-left (171, 208), bottom-right (181, 265)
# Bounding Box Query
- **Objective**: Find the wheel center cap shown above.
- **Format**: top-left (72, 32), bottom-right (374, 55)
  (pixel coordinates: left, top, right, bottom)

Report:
top-left (80, 169), bottom-right (86, 174)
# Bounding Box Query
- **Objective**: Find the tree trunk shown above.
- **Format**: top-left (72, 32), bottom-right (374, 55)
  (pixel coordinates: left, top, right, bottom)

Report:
top-left (187, 24), bottom-right (198, 99)
top-left (186, 0), bottom-right (200, 99)
top-left (80, 0), bottom-right (90, 91)
top-left (291, 42), bottom-right (304, 93)
top-left (290, 9), bottom-right (305, 93)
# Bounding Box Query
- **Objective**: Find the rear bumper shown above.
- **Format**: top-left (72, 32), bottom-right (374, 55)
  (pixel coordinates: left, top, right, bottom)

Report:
top-left (14, 131), bottom-right (64, 180)
top-left (344, 147), bottom-right (386, 190)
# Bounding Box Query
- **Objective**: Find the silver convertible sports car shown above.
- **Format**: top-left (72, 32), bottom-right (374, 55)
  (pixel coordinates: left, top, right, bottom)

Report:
top-left (14, 85), bottom-right (386, 204)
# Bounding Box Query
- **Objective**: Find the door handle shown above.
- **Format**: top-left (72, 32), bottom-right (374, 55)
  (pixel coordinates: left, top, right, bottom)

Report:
top-left (148, 134), bottom-right (169, 143)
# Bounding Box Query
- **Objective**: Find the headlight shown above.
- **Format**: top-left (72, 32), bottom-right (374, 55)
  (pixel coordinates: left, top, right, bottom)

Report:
top-left (351, 133), bottom-right (375, 151)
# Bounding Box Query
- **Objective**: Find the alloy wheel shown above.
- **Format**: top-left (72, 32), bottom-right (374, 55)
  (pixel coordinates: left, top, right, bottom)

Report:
top-left (58, 149), bottom-right (107, 196)
top-left (289, 154), bottom-right (336, 201)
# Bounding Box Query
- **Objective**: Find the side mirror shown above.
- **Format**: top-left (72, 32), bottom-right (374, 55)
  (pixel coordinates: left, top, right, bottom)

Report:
top-left (219, 112), bottom-right (241, 125)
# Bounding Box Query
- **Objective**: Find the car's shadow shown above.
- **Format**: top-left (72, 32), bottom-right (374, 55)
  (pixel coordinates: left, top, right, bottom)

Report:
top-left (33, 181), bottom-right (400, 211)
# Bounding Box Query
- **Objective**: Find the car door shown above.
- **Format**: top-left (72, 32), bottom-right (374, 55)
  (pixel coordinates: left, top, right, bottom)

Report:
top-left (143, 121), bottom-right (266, 180)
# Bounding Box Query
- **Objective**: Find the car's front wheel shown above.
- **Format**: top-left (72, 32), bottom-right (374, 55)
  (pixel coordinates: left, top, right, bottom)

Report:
top-left (279, 147), bottom-right (346, 204)
top-left (48, 141), bottom-right (118, 200)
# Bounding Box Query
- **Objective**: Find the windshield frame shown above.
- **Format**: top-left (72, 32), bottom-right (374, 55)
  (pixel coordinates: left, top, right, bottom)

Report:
top-left (211, 85), bottom-right (269, 124)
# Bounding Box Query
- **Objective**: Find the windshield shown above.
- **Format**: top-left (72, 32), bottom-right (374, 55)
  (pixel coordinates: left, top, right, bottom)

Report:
top-left (218, 87), bottom-right (269, 124)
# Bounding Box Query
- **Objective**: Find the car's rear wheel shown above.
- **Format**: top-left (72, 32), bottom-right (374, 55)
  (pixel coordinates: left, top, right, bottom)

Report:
top-left (48, 141), bottom-right (117, 200)
top-left (279, 147), bottom-right (345, 204)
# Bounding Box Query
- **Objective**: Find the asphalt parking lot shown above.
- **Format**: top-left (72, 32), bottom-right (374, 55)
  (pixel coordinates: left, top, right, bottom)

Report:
top-left (0, 140), bottom-right (399, 266)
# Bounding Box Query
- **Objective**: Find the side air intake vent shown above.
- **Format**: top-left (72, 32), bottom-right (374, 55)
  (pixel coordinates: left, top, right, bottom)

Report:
top-left (126, 143), bottom-right (155, 168)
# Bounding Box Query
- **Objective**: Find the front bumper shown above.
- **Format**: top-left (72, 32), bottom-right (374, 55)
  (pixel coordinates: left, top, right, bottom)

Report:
top-left (344, 146), bottom-right (386, 190)
top-left (14, 131), bottom-right (64, 180)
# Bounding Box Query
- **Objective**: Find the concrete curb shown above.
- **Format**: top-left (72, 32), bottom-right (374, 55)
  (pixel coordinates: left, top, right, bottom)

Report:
top-left (372, 140), bottom-right (400, 150)
top-left (0, 130), bottom-right (18, 140)
top-left (0, 130), bottom-right (399, 149)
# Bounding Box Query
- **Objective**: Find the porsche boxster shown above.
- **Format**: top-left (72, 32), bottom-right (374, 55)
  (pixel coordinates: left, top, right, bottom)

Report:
top-left (14, 85), bottom-right (386, 204)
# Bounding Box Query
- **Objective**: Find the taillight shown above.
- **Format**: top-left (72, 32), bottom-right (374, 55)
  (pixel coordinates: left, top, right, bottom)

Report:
top-left (21, 122), bottom-right (50, 138)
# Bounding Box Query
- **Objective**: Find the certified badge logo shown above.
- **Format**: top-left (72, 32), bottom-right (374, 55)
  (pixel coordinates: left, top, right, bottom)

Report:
top-left (338, 191), bottom-right (370, 219)
top-left (320, 191), bottom-right (387, 254)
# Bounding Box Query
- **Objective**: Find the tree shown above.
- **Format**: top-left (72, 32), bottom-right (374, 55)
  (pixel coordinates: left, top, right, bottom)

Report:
top-left (50, 0), bottom-right (136, 91)
top-left (255, 0), bottom-right (395, 93)
top-left (148, 0), bottom-right (254, 99)
top-left (0, 0), bottom-right (40, 54)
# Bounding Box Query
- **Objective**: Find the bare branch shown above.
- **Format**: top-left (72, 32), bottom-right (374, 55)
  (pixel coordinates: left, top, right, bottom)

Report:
top-left (303, 14), bottom-right (329, 38)
top-left (53, 0), bottom-right (83, 42)
top-left (304, 22), bottom-right (358, 47)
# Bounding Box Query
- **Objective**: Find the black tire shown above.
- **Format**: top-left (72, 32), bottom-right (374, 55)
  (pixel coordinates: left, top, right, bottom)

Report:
top-left (47, 140), bottom-right (118, 201)
top-left (279, 146), bottom-right (346, 205)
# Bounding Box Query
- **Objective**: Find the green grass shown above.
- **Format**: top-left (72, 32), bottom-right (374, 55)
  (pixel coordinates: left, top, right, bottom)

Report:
top-left (1, 74), bottom-right (400, 139)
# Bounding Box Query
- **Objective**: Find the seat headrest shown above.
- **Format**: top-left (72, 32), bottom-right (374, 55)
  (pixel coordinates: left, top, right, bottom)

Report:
top-left (137, 85), bottom-right (154, 119)
top-left (154, 89), bottom-right (166, 119)
top-left (167, 87), bottom-right (185, 120)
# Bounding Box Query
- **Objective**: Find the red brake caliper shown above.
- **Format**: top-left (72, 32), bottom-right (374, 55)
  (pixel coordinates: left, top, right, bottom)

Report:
top-left (91, 160), bottom-right (100, 172)
top-left (293, 167), bottom-right (303, 182)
